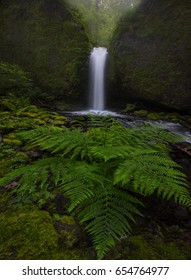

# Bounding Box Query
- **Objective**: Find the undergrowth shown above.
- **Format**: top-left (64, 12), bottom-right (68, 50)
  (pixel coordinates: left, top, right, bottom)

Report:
top-left (0, 118), bottom-right (190, 259)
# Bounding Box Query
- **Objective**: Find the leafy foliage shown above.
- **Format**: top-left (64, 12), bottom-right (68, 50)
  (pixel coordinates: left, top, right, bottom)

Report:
top-left (0, 62), bottom-right (32, 96)
top-left (0, 120), bottom-right (190, 258)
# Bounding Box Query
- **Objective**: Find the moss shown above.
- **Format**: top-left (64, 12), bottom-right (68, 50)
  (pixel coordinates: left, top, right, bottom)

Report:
top-left (2, 132), bottom-right (23, 146)
top-left (69, 119), bottom-right (85, 128)
top-left (167, 113), bottom-right (182, 122)
top-left (0, 0), bottom-right (91, 101)
top-left (0, 208), bottom-right (59, 259)
top-left (123, 103), bottom-right (137, 113)
top-left (106, 233), bottom-right (190, 260)
top-left (3, 138), bottom-right (22, 146)
top-left (0, 153), bottom-right (27, 178)
top-left (19, 105), bottom-right (38, 113)
top-left (47, 114), bottom-right (67, 126)
top-left (0, 62), bottom-right (32, 96)
top-left (0, 96), bottom-right (69, 133)
top-left (147, 113), bottom-right (162, 120)
top-left (0, 100), bottom-right (16, 111)
top-left (110, 0), bottom-right (191, 110)
top-left (16, 111), bottom-right (38, 118)
top-left (134, 110), bottom-right (148, 117)
top-left (52, 248), bottom-right (96, 260)
top-left (54, 215), bottom-right (84, 249)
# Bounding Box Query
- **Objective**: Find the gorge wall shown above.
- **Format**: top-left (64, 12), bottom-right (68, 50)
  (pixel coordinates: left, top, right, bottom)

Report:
top-left (109, 0), bottom-right (191, 112)
top-left (0, 0), bottom-right (91, 100)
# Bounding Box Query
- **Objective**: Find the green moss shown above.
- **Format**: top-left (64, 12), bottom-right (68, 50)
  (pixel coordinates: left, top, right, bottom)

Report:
top-left (0, 0), bottom-right (91, 100)
top-left (123, 103), bottom-right (137, 113)
top-left (3, 138), bottom-right (22, 146)
top-left (69, 119), bottom-right (85, 128)
top-left (48, 114), bottom-right (67, 126)
top-left (106, 233), bottom-right (190, 260)
top-left (0, 142), bottom-right (28, 177)
top-left (2, 132), bottom-right (23, 146)
top-left (110, 0), bottom-right (191, 110)
top-left (0, 96), bottom-right (69, 133)
top-left (147, 113), bottom-right (161, 120)
top-left (19, 105), bottom-right (38, 113)
top-left (0, 208), bottom-right (58, 259)
top-left (16, 111), bottom-right (38, 118)
top-left (53, 248), bottom-right (96, 260)
top-left (134, 110), bottom-right (148, 117)
top-left (0, 100), bottom-right (16, 111)
top-left (54, 215), bottom-right (83, 249)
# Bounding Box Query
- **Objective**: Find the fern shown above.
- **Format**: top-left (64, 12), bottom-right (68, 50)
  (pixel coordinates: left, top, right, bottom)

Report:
top-left (18, 126), bottom-right (94, 161)
top-left (0, 121), bottom-right (191, 258)
top-left (79, 184), bottom-right (143, 259)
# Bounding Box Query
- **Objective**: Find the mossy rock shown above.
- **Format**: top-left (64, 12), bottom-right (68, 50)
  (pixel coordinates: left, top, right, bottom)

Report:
top-left (51, 114), bottom-right (67, 121)
top-left (76, 116), bottom-right (86, 122)
top-left (0, 111), bottom-right (10, 118)
top-left (52, 247), bottom-right (96, 260)
top-left (0, 208), bottom-right (58, 259)
top-left (147, 113), bottom-right (162, 120)
top-left (0, 100), bottom-right (16, 111)
top-left (106, 233), bottom-right (190, 260)
top-left (3, 133), bottom-right (23, 146)
top-left (0, 153), bottom-right (27, 178)
top-left (134, 110), bottom-right (148, 117)
top-left (19, 105), bottom-right (38, 113)
top-left (54, 215), bottom-right (84, 249)
top-left (48, 114), bottom-right (67, 126)
top-left (167, 113), bottom-right (182, 122)
top-left (110, 0), bottom-right (191, 110)
top-left (3, 138), bottom-right (22, 146)
top-left (69, 119), bottom-right (85, 128)
top-left (123, 103), bottom-right (137, 113)
top-left (16, 111), bottom-right (38, 118)
top-left (0, 0), bottom-right (91, 100)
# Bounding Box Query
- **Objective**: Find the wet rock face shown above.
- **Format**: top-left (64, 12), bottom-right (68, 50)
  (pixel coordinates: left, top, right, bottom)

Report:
top-left (39, 0), bottom-right (71, 19)
top-left (0, 0), bottom-right (91, 100)
top-left (110, 0), bottom-right (191, 111)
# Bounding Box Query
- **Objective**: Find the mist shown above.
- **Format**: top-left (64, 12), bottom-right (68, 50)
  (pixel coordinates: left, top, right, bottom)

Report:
top-left (66, 0), bottom-right (140, 45)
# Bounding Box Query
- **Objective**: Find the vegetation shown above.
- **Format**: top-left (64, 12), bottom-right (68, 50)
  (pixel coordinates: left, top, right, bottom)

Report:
top-left (109, 0), bottom-right (191, 111)
top-left (0, 208), bottom-right (58, 259)
top-left (0, 0), bottom-right (191, 261)
top-left (0, 0), bottom-right (91, 101)
top-left (0, 113), bottom-right (191, 258)
top-left (0, 62), bottom-right (33, 96)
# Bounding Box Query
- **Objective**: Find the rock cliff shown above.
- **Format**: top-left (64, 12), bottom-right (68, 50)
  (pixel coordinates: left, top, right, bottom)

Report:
top-left (0, 0), bottom-right (91, 100)
top-left (110, 0), bottom-right (191, 111)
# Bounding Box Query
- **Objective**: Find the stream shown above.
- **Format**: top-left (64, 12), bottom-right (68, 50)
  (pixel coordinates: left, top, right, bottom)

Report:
top-left (60, 109), bottom-right (191, 144)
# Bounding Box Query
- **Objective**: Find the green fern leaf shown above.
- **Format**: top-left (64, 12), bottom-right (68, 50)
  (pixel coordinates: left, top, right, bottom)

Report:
top-left (78, 184), bottom-right (143, 259)
top-left (2, 121), bottom-right (189, 259)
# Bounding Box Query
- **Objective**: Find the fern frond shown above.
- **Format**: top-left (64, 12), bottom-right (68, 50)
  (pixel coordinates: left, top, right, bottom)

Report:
top-left (126, 123), bottom-right (184, 146)
top-left (59, 161), bottom-right (106, 211)
top-left (3, 120), bottom-right (190, 259)
top-left (78, 184), bottom-right (143, 259)
top-left (0, 157), bottom-right (67, 205)
top-left (18, 127), bottom-right (93, 160)
top-left (90, 145), bottom-right (136, 161)
top-left (114, 150), bottom-right (191, 207)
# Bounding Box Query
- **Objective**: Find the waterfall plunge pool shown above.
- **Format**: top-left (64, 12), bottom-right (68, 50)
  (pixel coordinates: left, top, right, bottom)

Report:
top-left (59, 46), bottom-right (191, 143)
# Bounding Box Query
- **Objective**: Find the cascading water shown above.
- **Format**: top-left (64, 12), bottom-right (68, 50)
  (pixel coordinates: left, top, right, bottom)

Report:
top-left (90, 47), bottom-right (108, 111)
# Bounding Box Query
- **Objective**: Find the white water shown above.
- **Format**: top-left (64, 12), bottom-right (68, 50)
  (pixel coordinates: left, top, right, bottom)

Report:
top-left (90, 47), bottom-right (108, 111)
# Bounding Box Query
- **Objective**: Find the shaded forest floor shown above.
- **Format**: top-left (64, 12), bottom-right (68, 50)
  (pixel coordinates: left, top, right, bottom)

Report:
top-left (0, 96), bottom-right (191, 260)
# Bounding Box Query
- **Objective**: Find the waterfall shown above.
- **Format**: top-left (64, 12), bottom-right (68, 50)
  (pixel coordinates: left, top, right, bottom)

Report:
top-left (90, 47), bottom-right (108, 111)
